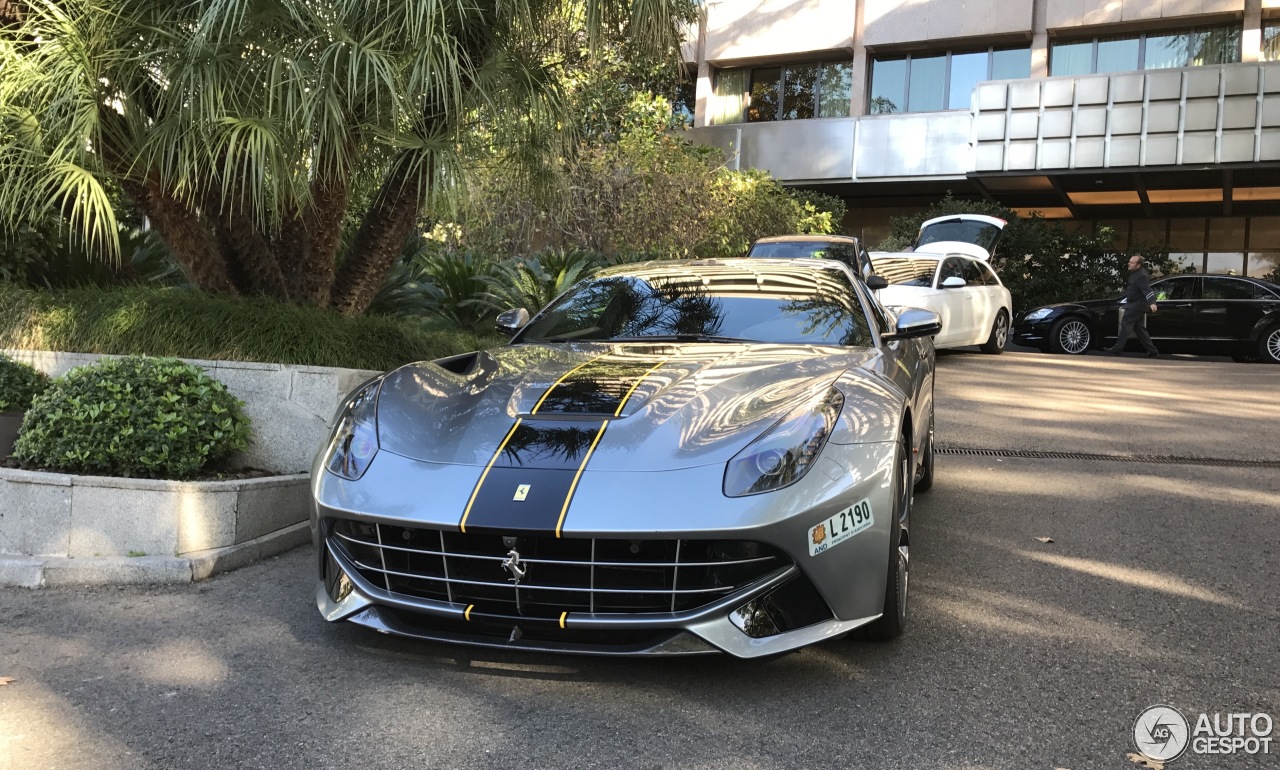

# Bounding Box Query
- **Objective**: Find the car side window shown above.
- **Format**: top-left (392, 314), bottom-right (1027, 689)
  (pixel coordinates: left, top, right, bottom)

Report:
top-left (938, 258), bottom-right (965, 286)
top-left (1152, 278), bottom-right (1195, 301)
top-left (962, 260), bottom-right (985, 286)
top-left (1201, 277), bottom-right (1256, 300)
top-left (978, 262), bottom-right (1001, 286)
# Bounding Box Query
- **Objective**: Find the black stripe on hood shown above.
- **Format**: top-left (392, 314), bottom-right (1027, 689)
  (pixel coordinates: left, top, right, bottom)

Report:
top-left (533, 357), bottom-right (665, 416)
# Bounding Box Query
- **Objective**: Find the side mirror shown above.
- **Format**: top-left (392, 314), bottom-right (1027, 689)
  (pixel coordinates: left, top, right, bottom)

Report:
top-left (496, 308), bottom-right (530, 334)
top-left (866, 275), bottom-right (889, 290)
top-left (882, 308), bottom-right (942, 341)
top-left (941, 276), bottom-right (966, 289)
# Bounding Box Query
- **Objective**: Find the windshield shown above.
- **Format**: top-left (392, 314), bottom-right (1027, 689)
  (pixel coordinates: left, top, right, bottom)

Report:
top-left (517, 271), bottom-right (873, 347)
top-left (916, 220), bottom-right (1002, 252)
top-left (748, 241), bottom-right (861, 266)
top-left (870, 257), bottom-right (939, 287)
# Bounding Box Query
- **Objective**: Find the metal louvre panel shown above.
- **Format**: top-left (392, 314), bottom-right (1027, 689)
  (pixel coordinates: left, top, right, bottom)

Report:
top-left (328, 519), bottom-right (789, 617)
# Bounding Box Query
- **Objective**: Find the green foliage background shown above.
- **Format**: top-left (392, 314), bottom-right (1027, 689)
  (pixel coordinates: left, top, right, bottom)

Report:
top-left (454, 100), bottom-right (847, 261)
top-left (876, 196), bottom-right (1178, 316)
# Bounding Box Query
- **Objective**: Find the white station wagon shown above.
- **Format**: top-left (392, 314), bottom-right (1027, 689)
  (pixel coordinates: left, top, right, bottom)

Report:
top-left (871, 214), bottom-right (1014, 354)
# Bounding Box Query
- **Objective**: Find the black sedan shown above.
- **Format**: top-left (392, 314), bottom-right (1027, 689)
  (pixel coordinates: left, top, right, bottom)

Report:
top-left (1014, 274), bottom-right (1280, 363)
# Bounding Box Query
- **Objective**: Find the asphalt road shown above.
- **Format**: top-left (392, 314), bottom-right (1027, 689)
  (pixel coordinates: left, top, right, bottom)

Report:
top-left (2, 352), bottom-right (1278, 770)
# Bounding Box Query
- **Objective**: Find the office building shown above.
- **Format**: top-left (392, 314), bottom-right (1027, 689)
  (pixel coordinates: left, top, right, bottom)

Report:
top-left (683, 0), bottom-right (1280, 275)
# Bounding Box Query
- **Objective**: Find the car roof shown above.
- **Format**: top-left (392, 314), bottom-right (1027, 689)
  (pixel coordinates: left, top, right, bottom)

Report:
top-left (751, 234), bottom-right (860, 244)
top-left (1161, 273), bottom-right (1280, 289)
top-left (596, 257), bottom-right (855, 281)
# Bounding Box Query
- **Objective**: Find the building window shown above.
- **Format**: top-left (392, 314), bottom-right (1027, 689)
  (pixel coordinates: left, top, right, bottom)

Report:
top-left (869, 46), bottom-right (1030, 115)
top-left (1050, 25), bottom-right (1240, 76)
top-left (1263, 20), bottom-right (1280, 61)
top-left (710, 62), bottom-right (852, 125)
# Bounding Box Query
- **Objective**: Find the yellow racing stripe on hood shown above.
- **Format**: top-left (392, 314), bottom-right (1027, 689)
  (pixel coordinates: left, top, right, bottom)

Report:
top-left (459, 418), bottom-right (523, 533)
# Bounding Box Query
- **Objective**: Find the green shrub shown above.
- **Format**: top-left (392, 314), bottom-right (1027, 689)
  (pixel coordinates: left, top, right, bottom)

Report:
top-left (0, 283), bottom-right (503, 370)
top-left (0, 354), bottom-right (50, 412)
top-left (481, 249), bottom-right (600, 314)
top-left (446, 98), bottom-right (846, 261)
top-left (15, 356), bottom-right (252, 480)
top-left (418, 252), bottom-right (499, 330)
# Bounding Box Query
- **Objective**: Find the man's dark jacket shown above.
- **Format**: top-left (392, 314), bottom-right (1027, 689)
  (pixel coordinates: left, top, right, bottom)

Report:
top-left (1123, 268), bottom-right (1157, 312)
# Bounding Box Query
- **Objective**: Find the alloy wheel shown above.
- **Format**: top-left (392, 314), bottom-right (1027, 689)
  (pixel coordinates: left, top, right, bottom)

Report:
top-left (896, 438), bottom-right (911, 618)
top-left (995, 314), bottom-right (1009, 348)
top-left (1059, 320), bottom-right (1090, 354)
top-left (1267, 327), bottom-right (1280, 363)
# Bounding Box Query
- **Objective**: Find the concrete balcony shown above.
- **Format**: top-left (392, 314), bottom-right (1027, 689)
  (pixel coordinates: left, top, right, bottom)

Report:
top-left (689, 112), bottom-right (971, 182)
top-left (687, 62), bottom-right (1280, 216)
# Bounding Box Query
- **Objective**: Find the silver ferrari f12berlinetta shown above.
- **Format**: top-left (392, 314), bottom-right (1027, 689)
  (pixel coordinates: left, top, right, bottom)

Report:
top-left (312, 258), bottom-right (940, 658)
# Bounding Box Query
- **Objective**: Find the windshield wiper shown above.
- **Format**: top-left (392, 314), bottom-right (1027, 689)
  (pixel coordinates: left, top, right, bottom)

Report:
top-left (606, 334), bottom-right (758, 344)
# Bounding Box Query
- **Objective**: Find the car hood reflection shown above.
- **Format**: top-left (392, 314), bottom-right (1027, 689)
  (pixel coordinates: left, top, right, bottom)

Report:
top-left (374, 341), bottom-right (881, 471)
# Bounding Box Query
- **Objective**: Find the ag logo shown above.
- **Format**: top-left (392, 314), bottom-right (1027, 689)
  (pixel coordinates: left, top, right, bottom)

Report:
top-left (811, 523), bottom-right (826, 545)
top-left (1134, 705), bottom-right (1190, 763)
top-left (513, 484), bottom-right (530, 502)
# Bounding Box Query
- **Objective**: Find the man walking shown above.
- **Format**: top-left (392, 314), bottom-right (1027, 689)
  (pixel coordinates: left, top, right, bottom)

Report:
top-left (1106, 254), bottom-right (1159, 358)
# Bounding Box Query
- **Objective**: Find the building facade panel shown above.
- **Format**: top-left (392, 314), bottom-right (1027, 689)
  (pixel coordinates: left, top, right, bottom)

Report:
top-left (1045, 0), bottom-right (1245, 30)
top-left (853, 113), bottom-right (971, 177)
top-left (738, 118), bottom-right (856, 180)
top-left (860, 0), bottom-right (1034, 47)
top-left (703, 0), bottom-right (856, 63)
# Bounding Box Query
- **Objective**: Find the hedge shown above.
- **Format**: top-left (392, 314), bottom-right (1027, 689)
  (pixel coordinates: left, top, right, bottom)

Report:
top-left (0, 283), bottom-right (503, 371)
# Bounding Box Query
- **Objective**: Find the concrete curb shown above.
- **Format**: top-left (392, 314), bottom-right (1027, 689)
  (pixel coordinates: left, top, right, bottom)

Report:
top-left (0, 521), bottom-right (310, 588)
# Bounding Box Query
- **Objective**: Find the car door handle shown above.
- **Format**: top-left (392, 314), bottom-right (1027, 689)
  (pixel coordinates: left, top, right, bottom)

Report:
top-left (1167, 302), bottom-right (1193, 308)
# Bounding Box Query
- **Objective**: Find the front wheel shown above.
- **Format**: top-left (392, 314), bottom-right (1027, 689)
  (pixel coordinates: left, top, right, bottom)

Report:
top-left (1260, 325), bottom-right (1280, 364)
top-left (1048, 317), bottom-right (1092, 355)
top-left (913, 409), bottom-right (934, 494)
top-left (979, 310), bottom-right (1009, 354)
top-left (859, 436), bottom-right (911, 641)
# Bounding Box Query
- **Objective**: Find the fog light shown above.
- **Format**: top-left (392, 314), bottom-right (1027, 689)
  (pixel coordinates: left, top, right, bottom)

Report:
top-left (324, 551), bottom-right (354, 603)
top-left (730, 598), bottom-right (781, 638)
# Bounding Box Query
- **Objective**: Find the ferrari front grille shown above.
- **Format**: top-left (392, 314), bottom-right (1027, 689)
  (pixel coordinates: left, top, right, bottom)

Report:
top-left (328, 519), bottom-right (789, 616)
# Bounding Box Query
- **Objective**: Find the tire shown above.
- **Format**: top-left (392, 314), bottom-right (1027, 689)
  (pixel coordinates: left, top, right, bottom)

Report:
top-left (913, 407), bottom-right (934, 494)
top-left (1048, 317), bottom-right (1092, 355)
top-left (860, 435), bottom-right (911, 641)
top-left (1261, 325), bottom-right (1280, 364)
top-left (979, 310), bottom-right (1010, 354)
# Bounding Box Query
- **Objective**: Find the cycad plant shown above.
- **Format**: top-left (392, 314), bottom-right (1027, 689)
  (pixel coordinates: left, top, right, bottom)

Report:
top-left (481, 248), bottom-right (600, 314)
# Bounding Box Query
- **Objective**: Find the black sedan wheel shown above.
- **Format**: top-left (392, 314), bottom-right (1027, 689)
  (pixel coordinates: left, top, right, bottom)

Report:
top-left (1261, 325), bottom-right (1280, 364)
top-left (979, 311), bottom-right (1009, 354)
top-left (1049, 317), bottom-right (1092, 355)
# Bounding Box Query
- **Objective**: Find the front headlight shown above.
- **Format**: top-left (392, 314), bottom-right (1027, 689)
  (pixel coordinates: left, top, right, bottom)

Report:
top-left (1023, 308), bottom-right (1053, 322)
top-left (323, 380), bottom-right (381, 480)
top-left (724, 388), bottom-right (844, 498)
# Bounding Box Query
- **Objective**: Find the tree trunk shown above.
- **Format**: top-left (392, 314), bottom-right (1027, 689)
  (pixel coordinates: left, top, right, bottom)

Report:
top-left (293, 172), bottom-right (352, 307)
top-left (211, 200), bottom-right (292, 301)
top-left (120, 177), bottom-right (238, 295)
top-left (327, 155), bottom-right (425, 316)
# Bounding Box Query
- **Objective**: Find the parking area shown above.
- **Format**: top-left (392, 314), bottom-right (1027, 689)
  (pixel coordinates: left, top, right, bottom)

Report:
top-left (2, 352), bottom-right (1278, 770)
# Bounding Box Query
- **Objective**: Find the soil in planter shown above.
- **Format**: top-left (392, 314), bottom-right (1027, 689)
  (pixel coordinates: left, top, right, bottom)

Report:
top-left (0, 457), bottom-right (279, 481)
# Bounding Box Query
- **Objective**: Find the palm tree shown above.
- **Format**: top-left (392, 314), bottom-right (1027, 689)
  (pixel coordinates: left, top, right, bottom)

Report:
top-left (0, 0), bottom-right (682, 314)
